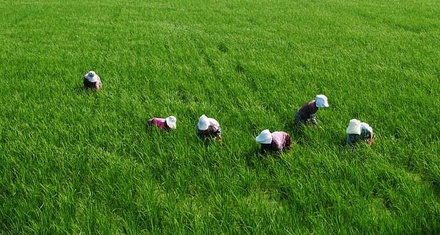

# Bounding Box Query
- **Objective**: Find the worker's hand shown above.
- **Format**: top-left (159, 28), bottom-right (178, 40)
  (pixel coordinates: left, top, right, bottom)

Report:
top-left (368, 134), bottom-right (375, 146)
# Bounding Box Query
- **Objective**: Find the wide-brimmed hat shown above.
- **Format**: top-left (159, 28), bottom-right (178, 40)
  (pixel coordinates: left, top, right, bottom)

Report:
top-left (315, 94), bottom-right (329, 108)
top-left (85, 71), bottom-right (99, 82)
top-left (256, 129), bottom-right (272, 144)
top-left (197, 115), bottom-right (210, 130)
top-left (165, 116), bottom-right (177, 129)
top-left (346, 119), bottom-right (361, 135)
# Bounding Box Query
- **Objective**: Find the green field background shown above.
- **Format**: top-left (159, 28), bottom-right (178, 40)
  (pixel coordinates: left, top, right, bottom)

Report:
top-left (1, 0), bottom-right (439, 233)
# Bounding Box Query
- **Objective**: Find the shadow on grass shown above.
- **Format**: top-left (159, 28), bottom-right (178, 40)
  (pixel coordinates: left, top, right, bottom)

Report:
top-left (430, 180), bottom-right (440, 197)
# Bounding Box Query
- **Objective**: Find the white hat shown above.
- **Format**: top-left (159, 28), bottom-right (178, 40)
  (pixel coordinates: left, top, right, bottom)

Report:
top-left (346, 119), bottom-right (361, 135)
top-left (256, 129), bottom-right (272, 144)
top-left (315, 94), bottom-right (329, 108)
top-left (84, 71), bottom-right (99, 82)
top-left (197, 115), bottom-right (210, 130)
top-left (165, 116), bottom-right (177, 129)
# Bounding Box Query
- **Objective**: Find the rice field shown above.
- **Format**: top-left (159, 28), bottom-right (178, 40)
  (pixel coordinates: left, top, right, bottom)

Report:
top-left (1, 0), bottom-right (439, 233)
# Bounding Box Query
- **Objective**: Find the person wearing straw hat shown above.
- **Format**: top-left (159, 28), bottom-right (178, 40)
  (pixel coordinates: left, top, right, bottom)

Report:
top-left (197, 114), bottom-right (222, 144)
top-left (83, 71), bottom-right (102, 90)
top-left (346, 119), bottom-right (374, 146)
top-left (147, 116), bottom-right (177, 131)
top-left (256, 129), bottom-right (292, 154)
top-left (294, 94), bottom-right (329, 126)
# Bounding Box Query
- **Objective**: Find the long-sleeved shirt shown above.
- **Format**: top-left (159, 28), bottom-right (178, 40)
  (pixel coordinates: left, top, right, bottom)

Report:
top-left (298, 100), bottom-right (318, 119)
top-left (197, 118), bottom-right (221, 138)
top-left (83, 78), bottom-right (101, 89)
top-left (148, 118), bottom-right (168, 130)
top-left (261, 131), bottom-right (292, 153)
top-left (346, 123), bottom-right (373, 144)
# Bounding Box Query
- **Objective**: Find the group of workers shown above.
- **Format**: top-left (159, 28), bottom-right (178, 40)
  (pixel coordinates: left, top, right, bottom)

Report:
top-left (254, 95), bottom-right (373, 153)
top-left (84, 71), bottom-right (374, 154)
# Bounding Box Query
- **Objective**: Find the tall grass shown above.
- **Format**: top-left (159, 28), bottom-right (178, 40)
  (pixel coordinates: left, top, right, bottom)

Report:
top-left (1, 0), bottom-right (439, 233)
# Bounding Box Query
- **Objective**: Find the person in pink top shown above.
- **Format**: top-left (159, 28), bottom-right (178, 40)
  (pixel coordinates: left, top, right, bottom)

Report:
top-left (83, 71), bottom-right (102, 90)
top-left (256, 129), bottom-right (292, 154)
top-left (146, 116), bottom-right (177, 131)
top-left (294, 94), bottom-right (329, 126)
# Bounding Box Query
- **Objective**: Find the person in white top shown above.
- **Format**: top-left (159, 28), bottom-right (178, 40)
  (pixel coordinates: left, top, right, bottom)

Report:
top-left (197, 114), bottom-right (222, 144)
top-left (83, 71), bottom-right (102, 90)
top-left (346, 119), bottom-right (374, 146)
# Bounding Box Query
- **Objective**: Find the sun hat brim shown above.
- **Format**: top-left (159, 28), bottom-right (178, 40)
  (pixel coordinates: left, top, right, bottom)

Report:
top-left (166, 116), bottom-right (177, 129)
top-left (197, 122), bottom-right (209, 130)
top-left (197, 115), bottom-right (210, 130)
top-left (346, 119), bottom-right (361, 135)
top-left (315, 95), bottom-right (329, 108)
top-left (256, 130), bottom-right (272, 144)
top-left (87, 76), bottom-right (99, 82)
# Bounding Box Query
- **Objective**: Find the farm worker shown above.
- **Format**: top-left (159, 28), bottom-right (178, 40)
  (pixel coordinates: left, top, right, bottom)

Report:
top-left (146, 116), bottom-right (177, 131)
top-left (346, 119), bottom-right (374, 146)
top-left (197, 114), bottom-right (222, 144)
top-left (83, 71), bottom-right (102, 90)
top-left (294, 94), bottom-right (329, 126)
top-left (256, 129), bottom-right (292, 154)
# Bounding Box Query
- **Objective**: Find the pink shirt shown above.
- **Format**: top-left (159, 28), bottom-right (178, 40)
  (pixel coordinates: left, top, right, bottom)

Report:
top-left (151, 118), bottom-right (167, 129)
top-left (271, 131), bottom-right (291, 151)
